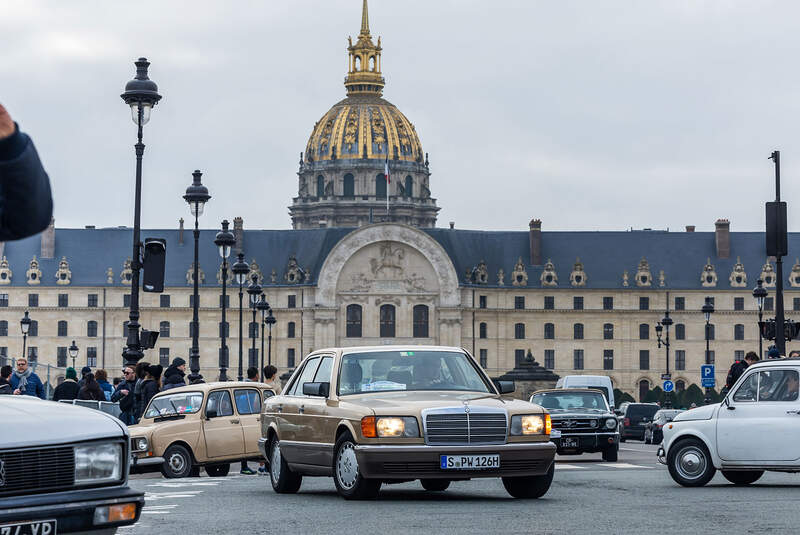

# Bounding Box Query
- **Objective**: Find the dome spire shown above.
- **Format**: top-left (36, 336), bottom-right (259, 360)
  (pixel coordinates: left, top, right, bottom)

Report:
top-left (345, 0), bottom-right (384, 96)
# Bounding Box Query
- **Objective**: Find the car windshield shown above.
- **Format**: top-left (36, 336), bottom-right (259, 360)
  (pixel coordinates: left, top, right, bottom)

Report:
top-left (627, 404), bottom-right (659, 418)
top-left (144, 391), bottom-right (204, 419)
top-left (655, 409), bottom-right (682, 421)
top-left (337, 350), bottom-right (492, 395)
top-left (531, 391), bottom-right (608, 412)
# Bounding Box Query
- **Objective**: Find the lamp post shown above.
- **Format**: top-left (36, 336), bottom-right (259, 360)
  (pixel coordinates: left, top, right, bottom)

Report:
top-left (68, 340), bottom-right (79, 369)
top-left (256, 293), bottom-right (270, 375)
top-left (265, 308), bottom-right (276, 366)
top-left (655, 305), bottom-right (673, 409)
top-left (702, 297), bottom-right (715, 404)
top-left (753, 279), bottom-right (767, 359)
top-left (120, 57), bottom-right (162, 367)
top-left (214, 220), bottom-right (235, 381)
top-left (20, 311), bottom-right (31, 361)
top-left (231, 253), bottom-right (250, 381)
top-left (246, 273), bottom-right (262, 373)
top-left (184, 170), bottom-right (211, 377)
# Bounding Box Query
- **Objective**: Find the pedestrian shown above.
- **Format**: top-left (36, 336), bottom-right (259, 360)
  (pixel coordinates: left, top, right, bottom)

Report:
top-left (77, 366), bottom-right (92, 389)
top-left (0, 103), bottom-right (54, 241)
top-left (0, 364), bottom-right (13, 395)
top-left (161, 357), bottom-right (187, 391)
top-left (788, 350), bottom-right (800, 359)
top-left (78, 372), bottom-right (105, 401)
top-left (262, 364), bottom-right (282, 395)
top-left (133, 361), bottom-right (150, 422)
top-left (52, 367), bottom-right (80, 401)
top-left (10, 357), bottom-right (45, 398)
top-left (139, 364), bottom-right (163, 416)
top-left (112, 365), bottom-right (137, 425)
top-left (95, 369), bottom-right (113, 401)
top-left (725, 351), bottom-right (759, 390)
top-left (187, 373), bottom-right (205, 384)
top-left (767, 346), bottom-right (781, 359)
top-left (245, 366), bottom-right (259, 382)
top-left (689, 402), bottom-right (697, 409)
top-left (239, 365), bottom-right (261, 475)
top-left (113, 377), bottom-right (122, 388)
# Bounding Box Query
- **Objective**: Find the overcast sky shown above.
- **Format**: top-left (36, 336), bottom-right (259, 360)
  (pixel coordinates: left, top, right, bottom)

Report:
top-left (3, 0), bottom-right (800, 233)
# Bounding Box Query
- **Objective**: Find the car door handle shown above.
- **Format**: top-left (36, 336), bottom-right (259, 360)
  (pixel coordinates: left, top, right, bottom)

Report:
top-left (298, 405), bottom-right (305, 414)
top-left (230, 419), bottom-right (240, 424)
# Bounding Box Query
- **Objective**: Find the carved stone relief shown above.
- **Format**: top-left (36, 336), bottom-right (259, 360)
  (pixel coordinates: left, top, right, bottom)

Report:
top-left (336, 240), bottom-right (438, 296)
top-left (635, 258), bottom-right (651, 287)
top-left (700, 258), bottom-right (717, 287)
top-left (0, 256), bottom-right (12, 285)
top-left (569, 258), bottom-right (586, 287)
top-left (760, 260), bottom-right (776, 287)
top-left (729, 257), bottom-right (747, 287)
top-left (120, 258), bottom-right (133, 285)
top-left (540, 259), bottom-right (557, 287)
top-left (27, 256), bottom-right (42, 285)
top-left (512, 257), bottom-right (528, 287)
top-left (55, 256), bottom-right (71, 285)
top-left (186, 263), bottom-right (206, 285)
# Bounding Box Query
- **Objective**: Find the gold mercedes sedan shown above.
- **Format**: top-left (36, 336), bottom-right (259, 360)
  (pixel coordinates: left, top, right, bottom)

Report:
top-left (259, 346), bottom-right (556, 500)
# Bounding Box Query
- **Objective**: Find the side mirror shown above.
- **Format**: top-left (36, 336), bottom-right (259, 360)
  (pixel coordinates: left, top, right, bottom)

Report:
top-left (495, 380), bottom-right (515, 394)
top-left (206, 407), bottom-right (217, 420)
top-left (302, 382), bottom-right (330, 397)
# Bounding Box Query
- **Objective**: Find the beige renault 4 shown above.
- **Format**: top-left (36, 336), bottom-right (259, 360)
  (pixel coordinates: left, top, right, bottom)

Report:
top-left (130, 382), bottom-right (275, 478)
top-left (259, 346), bottom-right (556, 500)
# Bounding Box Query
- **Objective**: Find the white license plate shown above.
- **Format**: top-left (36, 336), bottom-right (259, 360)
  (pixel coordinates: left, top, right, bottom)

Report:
top-left (550, 429), bottom-right (562, 438)
top-left (440, 454), bottom-right (500, 470)
top-left (561, 438), bottom-right (579, 448)
top-left (0, 519), bottom-right (57, 535)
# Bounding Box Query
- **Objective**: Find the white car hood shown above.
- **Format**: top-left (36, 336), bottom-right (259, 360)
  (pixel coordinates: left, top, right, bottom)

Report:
top-left (672, 403), bottom-right (717, 421)
top-left (0, 397), bottom-right (125, 449)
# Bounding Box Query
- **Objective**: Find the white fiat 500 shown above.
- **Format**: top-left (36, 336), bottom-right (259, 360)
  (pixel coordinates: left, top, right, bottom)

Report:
top-left (658, 358), bottom-right (800, 486)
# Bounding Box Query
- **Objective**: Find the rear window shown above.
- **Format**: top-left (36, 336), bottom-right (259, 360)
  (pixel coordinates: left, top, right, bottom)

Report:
top-left (627, 404), bottom-right (659, 418)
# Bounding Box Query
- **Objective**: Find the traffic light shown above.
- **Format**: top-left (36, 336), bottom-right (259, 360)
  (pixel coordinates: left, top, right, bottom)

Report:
top-left (140, 329), bottom-right (159, 350)
top-left (142, 238), bottom-right (166, 293)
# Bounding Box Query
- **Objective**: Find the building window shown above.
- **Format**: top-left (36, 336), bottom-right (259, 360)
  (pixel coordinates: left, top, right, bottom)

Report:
top-left (734, 324), bottom-right (745, 341)
top-left (675, 350), bottom-right (686, 370)
top-left (514, 349), bottom-right (525, 366)
top-left (343, 173), bottom-right (355, 197)
top-left (794, 298), bottom-right (800, 311)
top-left (87, 347), bottom-right (97, 367)
top-left (573, 296), bottom-right (584, 310)
top-left (58, 320), bottom-right (68, 337)
top-left (404, 175), bottom-right (413, 198)
top-left (0, 294), bottom-right (7, 307)
top-left (346, 304), bottom-right (362, 338)
top-left (28, 294), bottom-right (38, 307)
top-left (735, 350), bottom-right (744, 361)
top-left (249, 322), bottom-right (258, 339)
top-left (375, 173), bottom-right (387, 198)
top-left (413, 305), bottom-right (429, 338)
top-left (0, 321), bottom-right (7, 337)
top-left (603, 297), bottom-right (613, 310)
top-left (288, 295), bottom-right (296, 309)
top-left (287, 321), bottom-right (296, 338)
top-left (57, 347), bottom-right (67, 368)
top-left (603, 323), bottom-right (614, 340)
top-left (379, 304), bottom-right (395, 338)
top-left (159, 321), bottom-right (170, 338)
top-left (544, 323), bottom-right (555, 340)
top-left (218, 321), bottom-right (229, 338)
top-left (88, 293), bottom-right (98, 308)
top-left (160, 295), bottom-right (170, 308)
top-left (28, 321), bottom-right (38, 337)
top-left (639, 297), bottom-right (649, 311)
top-left (573, 349), bottom-right (584, 370)
top-left (764, 297), bottom-right (774, 311)
top-left (734, 297), bottom-right (744, 311)
top-left (639, 323), bottom-right (649, 340)
top-left (287, 348), bottom-right (296, 368)
top-left (159, 348), bottom-right (169, 367)
top-left (544, 296), bottom-right (554, 310)
top-left (674, 296), bottom-right (685, 311)
top-left (706, 324), bottom-right (715, 341)
top-left (219, 295), bottom-right (230, 308)
top-left (28, 347), bottom-right (38, 363)
top-left (544, 349), bottom-right (555, 370)
top-left (248, 347), bottom-right (258, 368)
top-left (479, 295), bottom-right (487, 309)
top-left (639, 350), bottom-right (649, 370)
top-left (87, 320), bottom-right (97, 338)
top-left (316, 175), bottom-right (325, 197)
top-left (123, 294), bottom-right (131, 308)
top-left (479, 322), bottom-right (487, 339)
top-left (603, 349), bottom-right (614, 370)
top-left (58, 294), bottom-right (68, 307)
top-left (514, 296), bottom-right (525, 310)
top-left (479, 349), bottom-right (487, 368)
top-left (514, 323), bottom-right (525, 340)
top-left (675, 323), bottom-right (685, 340)
top-left (573, 323), bottom-right (584, 340)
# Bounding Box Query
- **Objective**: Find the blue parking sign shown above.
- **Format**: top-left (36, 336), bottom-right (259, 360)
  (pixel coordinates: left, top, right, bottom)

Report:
top-left (663, 380), bottom-right (674, 392)
top-left (701, 364), bottom-right (715, 379)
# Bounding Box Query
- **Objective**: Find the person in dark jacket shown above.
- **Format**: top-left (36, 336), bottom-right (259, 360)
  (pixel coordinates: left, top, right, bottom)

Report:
top-left (133, 361), bottom-right (151, 422)
top-left (112, 366), bottom-right (137, 425)
top-left (10, 357), bottom-right (45, 398)
top-left (0, 364), bottom-right (12, 395)
top-left (725, 351), bottom-right (759, 390)
top-left (78, 372), bottom-right (105, 401)
top-left (95, 369), bottom-right (113, 401)
top-left (0, 104), bottom-right (53, 241)
top-left (53, 367), bottom-right (80, 401)
top-left (139, 364), bottom-right (163, 416)
top-left (161, 357), bottom-right (187, 391)
top-left (77, 366), bottom-right (92, 389)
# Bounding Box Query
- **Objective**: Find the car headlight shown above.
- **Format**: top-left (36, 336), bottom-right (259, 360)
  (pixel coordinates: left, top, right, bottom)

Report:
top-left (605, 418), bottom-right (617, 430)
top-left (74, 442), bottom-right (122, 485)
top-left (510, 414), bottom-right (545, 435)
top-left (132, 437), bottom-right (149, 452)
top-left (361, 416), bottom-right (420, 438)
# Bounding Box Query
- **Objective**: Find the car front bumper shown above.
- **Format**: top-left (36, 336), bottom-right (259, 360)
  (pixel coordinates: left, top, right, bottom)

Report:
top-left (130, 455), bottom-right (165, 473)
top-left (353, 441), bottom-right (556, 479)
top-left (551, 431), bottom-right (619, 453)
top-left (0, 485), bottom-right (144, 534)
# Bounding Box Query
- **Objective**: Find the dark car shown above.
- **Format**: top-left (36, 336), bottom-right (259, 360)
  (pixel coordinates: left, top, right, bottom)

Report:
top-left (643, 409), bottom-right (684, 444)
top-left (618, 402), bottom-right (659, 442)
top-left (531, 388), bottom-right (619, 462)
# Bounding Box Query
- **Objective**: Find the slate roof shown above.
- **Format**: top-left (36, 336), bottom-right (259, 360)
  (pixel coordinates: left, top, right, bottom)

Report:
top-left (1, 226), bottom-right (798, 290)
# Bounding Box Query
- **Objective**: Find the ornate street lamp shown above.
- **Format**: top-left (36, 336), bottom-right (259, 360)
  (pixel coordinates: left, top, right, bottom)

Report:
top-left (69, 340), bottom-right (79, 370)
top-left (246, 273), bottom-right (262, 372)
top-left (256, 293), bottom-right (270, 375)
top-left (265, 308), bottom-right (276, 367)
top-left (702, 297), bottom-right (715, 404)
top-left (655, 303), bottom-right (673, 409)
top-left (231, 253), bottom-right (250, 381)
top-left (184, 170), bottom-right (211, 377)
top-left (20, 311), bottom-right (31, 361)
top-left (214, 220), bottom-right (235, 380)
top-left (753, 279), bottom-right (767, 359)
top-left (120, 57), bottom-right (162, 367)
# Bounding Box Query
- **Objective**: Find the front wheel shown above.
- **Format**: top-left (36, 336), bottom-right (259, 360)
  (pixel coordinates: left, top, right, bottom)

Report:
top-left (420, 479), bottom-right (450, 492)
top-left (667, 438), bottom-right (716, 487)
top-left (722, 470), bottom-right (764, 486)
top-left (502, 463), bottom-right (554, 499)
top-left (269, 437), bottom-right (302, 493)
top-left (333, 433), bottom-right (381, 500)
top-left (205, 463), bottom-right (230, 477)
top-left (161, 444), bottom-right (194, 479)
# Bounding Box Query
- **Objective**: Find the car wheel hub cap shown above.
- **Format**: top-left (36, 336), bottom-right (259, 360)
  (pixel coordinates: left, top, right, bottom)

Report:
top-left (169, 453), bottom-right (185, 473)
top-left (677, 447), bottom-right (706, 479)
top-left (271, 442), bottom-right (281, 482)
top-left (337, 442), bottom-right (358, 489)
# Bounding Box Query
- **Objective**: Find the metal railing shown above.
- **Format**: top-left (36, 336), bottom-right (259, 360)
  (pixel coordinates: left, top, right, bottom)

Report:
top-left (58, 399), bottom-right (122, 420)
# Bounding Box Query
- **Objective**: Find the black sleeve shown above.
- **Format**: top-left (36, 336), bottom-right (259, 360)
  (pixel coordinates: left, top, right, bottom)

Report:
top-left (0, 126), bottom-right (54, 241)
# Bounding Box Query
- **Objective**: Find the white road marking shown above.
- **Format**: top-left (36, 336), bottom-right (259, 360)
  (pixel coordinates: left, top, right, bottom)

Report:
top-left (605, 462), bottom-right (652, 469)
top-left (555, 464), bottom-right (586, 469)
top-left (145, 490), bottom-right (204, 500)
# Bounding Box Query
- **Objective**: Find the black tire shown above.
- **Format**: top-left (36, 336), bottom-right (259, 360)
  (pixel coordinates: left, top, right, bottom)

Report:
top-left (722, 470), bottom-right (764, 486)
top-left (420, 479), bottom-right (450, 492)
top-left (268, 437), bottom-right (302, 494)
top-left (620, 436), bottom-right (626, 443)
top-left (667, 438), bottom-right (716, 487)
top-left (333, 433), bottom-right (381, 500)
top-left (602, 445), bottom-right (618, 462)
top-left (502, 463), bottom-right (554, 499)
top-left (205, 463), bottom-right (230, 477)
top-left (161, 444), bottom-right (194, 479)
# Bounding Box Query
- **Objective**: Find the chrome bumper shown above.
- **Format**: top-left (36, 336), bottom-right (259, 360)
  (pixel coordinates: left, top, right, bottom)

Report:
top-left (258, 437), bottom-right (269, 460)
top-left (130, 455), bottom-right (165, 471)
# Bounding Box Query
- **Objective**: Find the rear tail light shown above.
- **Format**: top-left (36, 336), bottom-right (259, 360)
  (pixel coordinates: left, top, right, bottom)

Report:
top-left (624, 418), bottom-right (630, 426)
top-left (656, 424), bottom-right (663, 429)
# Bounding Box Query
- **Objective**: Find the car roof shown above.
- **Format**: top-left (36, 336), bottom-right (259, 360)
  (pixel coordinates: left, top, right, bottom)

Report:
top-left (151, 381), bottom-right (275, 397)
top-left (747, 358), bottom-right (800, 369)
top-left (533, 388), bottom-right (606, 394)
top-left (309, 345), bottom-right (468, 356)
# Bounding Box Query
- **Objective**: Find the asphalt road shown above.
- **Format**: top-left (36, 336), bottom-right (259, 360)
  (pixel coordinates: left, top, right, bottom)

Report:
top-left (126, 442), bottom-right (797, 534)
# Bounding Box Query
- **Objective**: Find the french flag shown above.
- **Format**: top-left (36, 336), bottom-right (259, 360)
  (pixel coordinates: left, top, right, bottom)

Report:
top-left (384, 156), bottom-right (390, 183)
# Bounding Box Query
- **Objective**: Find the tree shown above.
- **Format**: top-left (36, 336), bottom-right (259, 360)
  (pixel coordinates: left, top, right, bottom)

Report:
top-left (613, 388), bottom-right (635, 408)
top-left (644, 386), bottom-right (664, 404)
top-left (684, 384), bottom-right (705, 407)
